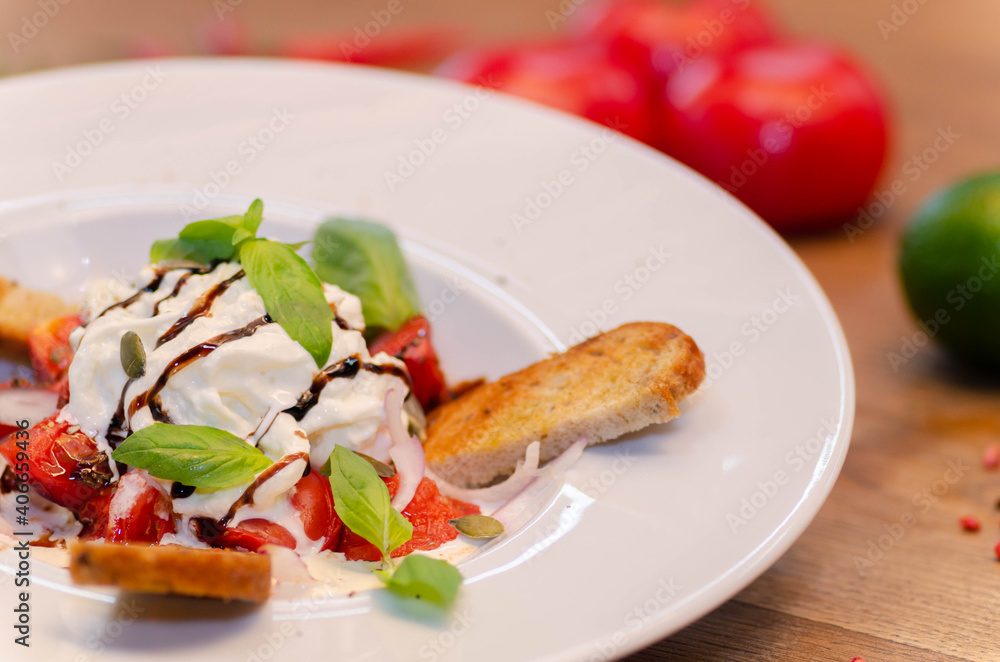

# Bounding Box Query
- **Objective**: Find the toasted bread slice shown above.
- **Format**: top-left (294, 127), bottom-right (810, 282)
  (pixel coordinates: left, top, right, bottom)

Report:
top-left (0, 276), bottom-right (75, 357)
top-left (423, 322), bottom-right (704, 488)
top-left (69, 541), bottom-right (271, 602)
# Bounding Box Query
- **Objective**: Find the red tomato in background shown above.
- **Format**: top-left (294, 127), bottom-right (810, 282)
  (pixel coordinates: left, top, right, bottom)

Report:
top-left (437, 39), bottom-right (655, 143)
top-left (656, 41), bottom-right (889, 230)
top-left (573, 0), bottom-right (776, 83)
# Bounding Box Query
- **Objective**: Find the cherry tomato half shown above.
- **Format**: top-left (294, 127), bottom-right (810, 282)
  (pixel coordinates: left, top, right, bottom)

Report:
top-left (290, 468), bottom-right (342, 551)
top-left (437, 39), bottom-right (655, 143)
top-left (656, 41), bottom-right (889, 230)
top-left (0, 415), bottom-right (113, 514)
top-left (105, 471), bottom-right (175, 544)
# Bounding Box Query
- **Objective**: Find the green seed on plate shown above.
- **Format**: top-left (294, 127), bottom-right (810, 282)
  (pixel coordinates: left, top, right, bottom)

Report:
top-left (449, 515), bottom-right (504, 540)
top-left (120, 331), bottom-right (147, 379)
top-left (355, 452), bottom-right (395, 478)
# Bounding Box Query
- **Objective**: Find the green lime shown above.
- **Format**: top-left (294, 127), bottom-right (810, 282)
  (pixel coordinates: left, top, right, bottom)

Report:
top-left (899, 172), bottom-right (1000, 368)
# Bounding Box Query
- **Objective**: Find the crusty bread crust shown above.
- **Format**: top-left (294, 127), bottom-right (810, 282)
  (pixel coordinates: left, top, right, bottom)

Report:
top-left (0, 276), bottom-right (75, 357)
top-left (69, 541), bottom-right (271, 602)
top-left (423, 322), bottom-right (705, 488)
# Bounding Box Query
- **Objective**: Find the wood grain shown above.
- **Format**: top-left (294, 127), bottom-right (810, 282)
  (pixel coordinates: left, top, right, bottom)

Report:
top-left (2, 0), bottom-right (999, 659)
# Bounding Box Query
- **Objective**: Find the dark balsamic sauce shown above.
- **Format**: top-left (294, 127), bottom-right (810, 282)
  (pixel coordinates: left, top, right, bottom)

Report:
top-left (282, 355), bottom-right (410, 422)
top-left (190, 452), bottom-right (308, 543)
top-left (156, 269), bottom-right (246, 347)
top-left (170, 482), bottom-right (195, 499)
top-left (92, 269), bottom-right (169, 321)
top-left (128, 315), bottom-right (273, 424)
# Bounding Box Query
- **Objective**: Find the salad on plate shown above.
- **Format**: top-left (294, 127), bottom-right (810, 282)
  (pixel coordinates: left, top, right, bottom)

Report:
top-left (0, 199), bottom-right (704, 606)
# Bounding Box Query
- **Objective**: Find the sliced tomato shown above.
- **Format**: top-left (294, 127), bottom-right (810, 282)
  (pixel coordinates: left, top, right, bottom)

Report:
top-left (208, 519), bottom-right (298, 552)
top-left (27, 314), bottom-right (83, 386)
top-left (105, 471), bottom-right (175, 544)
top-left (0, 415), bottom-right (113, 517)
top-left (369, 315), bottom-right (449, 411)
top-left (290, 468), bottom-right (342, 551)
top-left (338, 475), bottom-right (480, 562)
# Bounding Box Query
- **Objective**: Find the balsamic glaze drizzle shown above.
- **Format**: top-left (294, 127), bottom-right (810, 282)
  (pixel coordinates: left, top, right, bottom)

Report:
top-left (156, 269), bottom-right (246, 347)
top-left (283, 354), bottom-right (411, 422)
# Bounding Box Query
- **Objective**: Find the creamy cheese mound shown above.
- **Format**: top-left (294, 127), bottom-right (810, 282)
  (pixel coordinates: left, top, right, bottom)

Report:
top-left (60, 261), bottom-right (408, 545)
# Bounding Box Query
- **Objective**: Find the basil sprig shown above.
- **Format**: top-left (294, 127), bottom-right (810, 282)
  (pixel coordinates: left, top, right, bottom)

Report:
top-left (151, 200), bottom-right (334, 368)
top-left (327, 446), bottom-right (412, 563)
top-left (111, 423), bottom-right (273, 489)
top-left (312, 218), bottom-right (421, 334)
top-left (327, 446), bottom-right (463, 607)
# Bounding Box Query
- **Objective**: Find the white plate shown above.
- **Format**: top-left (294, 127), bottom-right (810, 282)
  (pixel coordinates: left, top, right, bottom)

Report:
top-left (0, 59), bottom-right (853, 662)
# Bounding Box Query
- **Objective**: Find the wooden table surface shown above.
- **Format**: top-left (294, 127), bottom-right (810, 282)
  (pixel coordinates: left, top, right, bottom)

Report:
top-left (3, 1), bottom-right (1000, 660)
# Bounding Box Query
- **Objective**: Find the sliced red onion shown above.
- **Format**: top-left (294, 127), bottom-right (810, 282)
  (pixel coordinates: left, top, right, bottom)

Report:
top-left (385, 388), bottom-right (426, 511)
top-left (431, 436), bottom-right (588, 505)
top-left (0, 388), bottom-right (58, 427)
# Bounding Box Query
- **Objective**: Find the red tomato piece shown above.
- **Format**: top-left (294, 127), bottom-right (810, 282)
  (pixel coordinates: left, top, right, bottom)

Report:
top-left (574, 0), bottom-right (776, 83)
top-left (27, 315), bottom-right (83, 386)
top-left (437, 39), bottom-right (655, 143)
top-left (338, 475), bottom-right (480, 562)
top-left (290, 469), bottom-right (342, 551)
top-left (105, 471), bottom-right (175, 544)
top-left (369, 315), bottom-right (450, 411)
top-left (656, 42), bottom-right (889, 231)
top-left (0, 415), bottom-right (113, 517)
top-left (204, 518), bottom-right (298, 552)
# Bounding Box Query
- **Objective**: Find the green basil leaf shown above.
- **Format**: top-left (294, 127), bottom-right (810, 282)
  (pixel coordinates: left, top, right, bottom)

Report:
top-left (150, 214), bottom-right (242, 264)
top-left (311, 218), bottom-right (421, 332)
top-left (150, 237), bottom-right (232, 265)
top-left (232, 199), bottom-right (264, 246)
top-left (327, 446), bottom-right (412, 560)
top-left (239, 239), bottom-right (334, 368)
top-left (385, 555), bottom-right (462, 608)
top-left (111, 423), bottom-right (273, 489)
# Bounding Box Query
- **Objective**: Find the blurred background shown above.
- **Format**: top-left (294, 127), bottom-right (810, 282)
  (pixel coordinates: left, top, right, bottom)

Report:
top-left (2, 0), bottom-right (998, 237)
